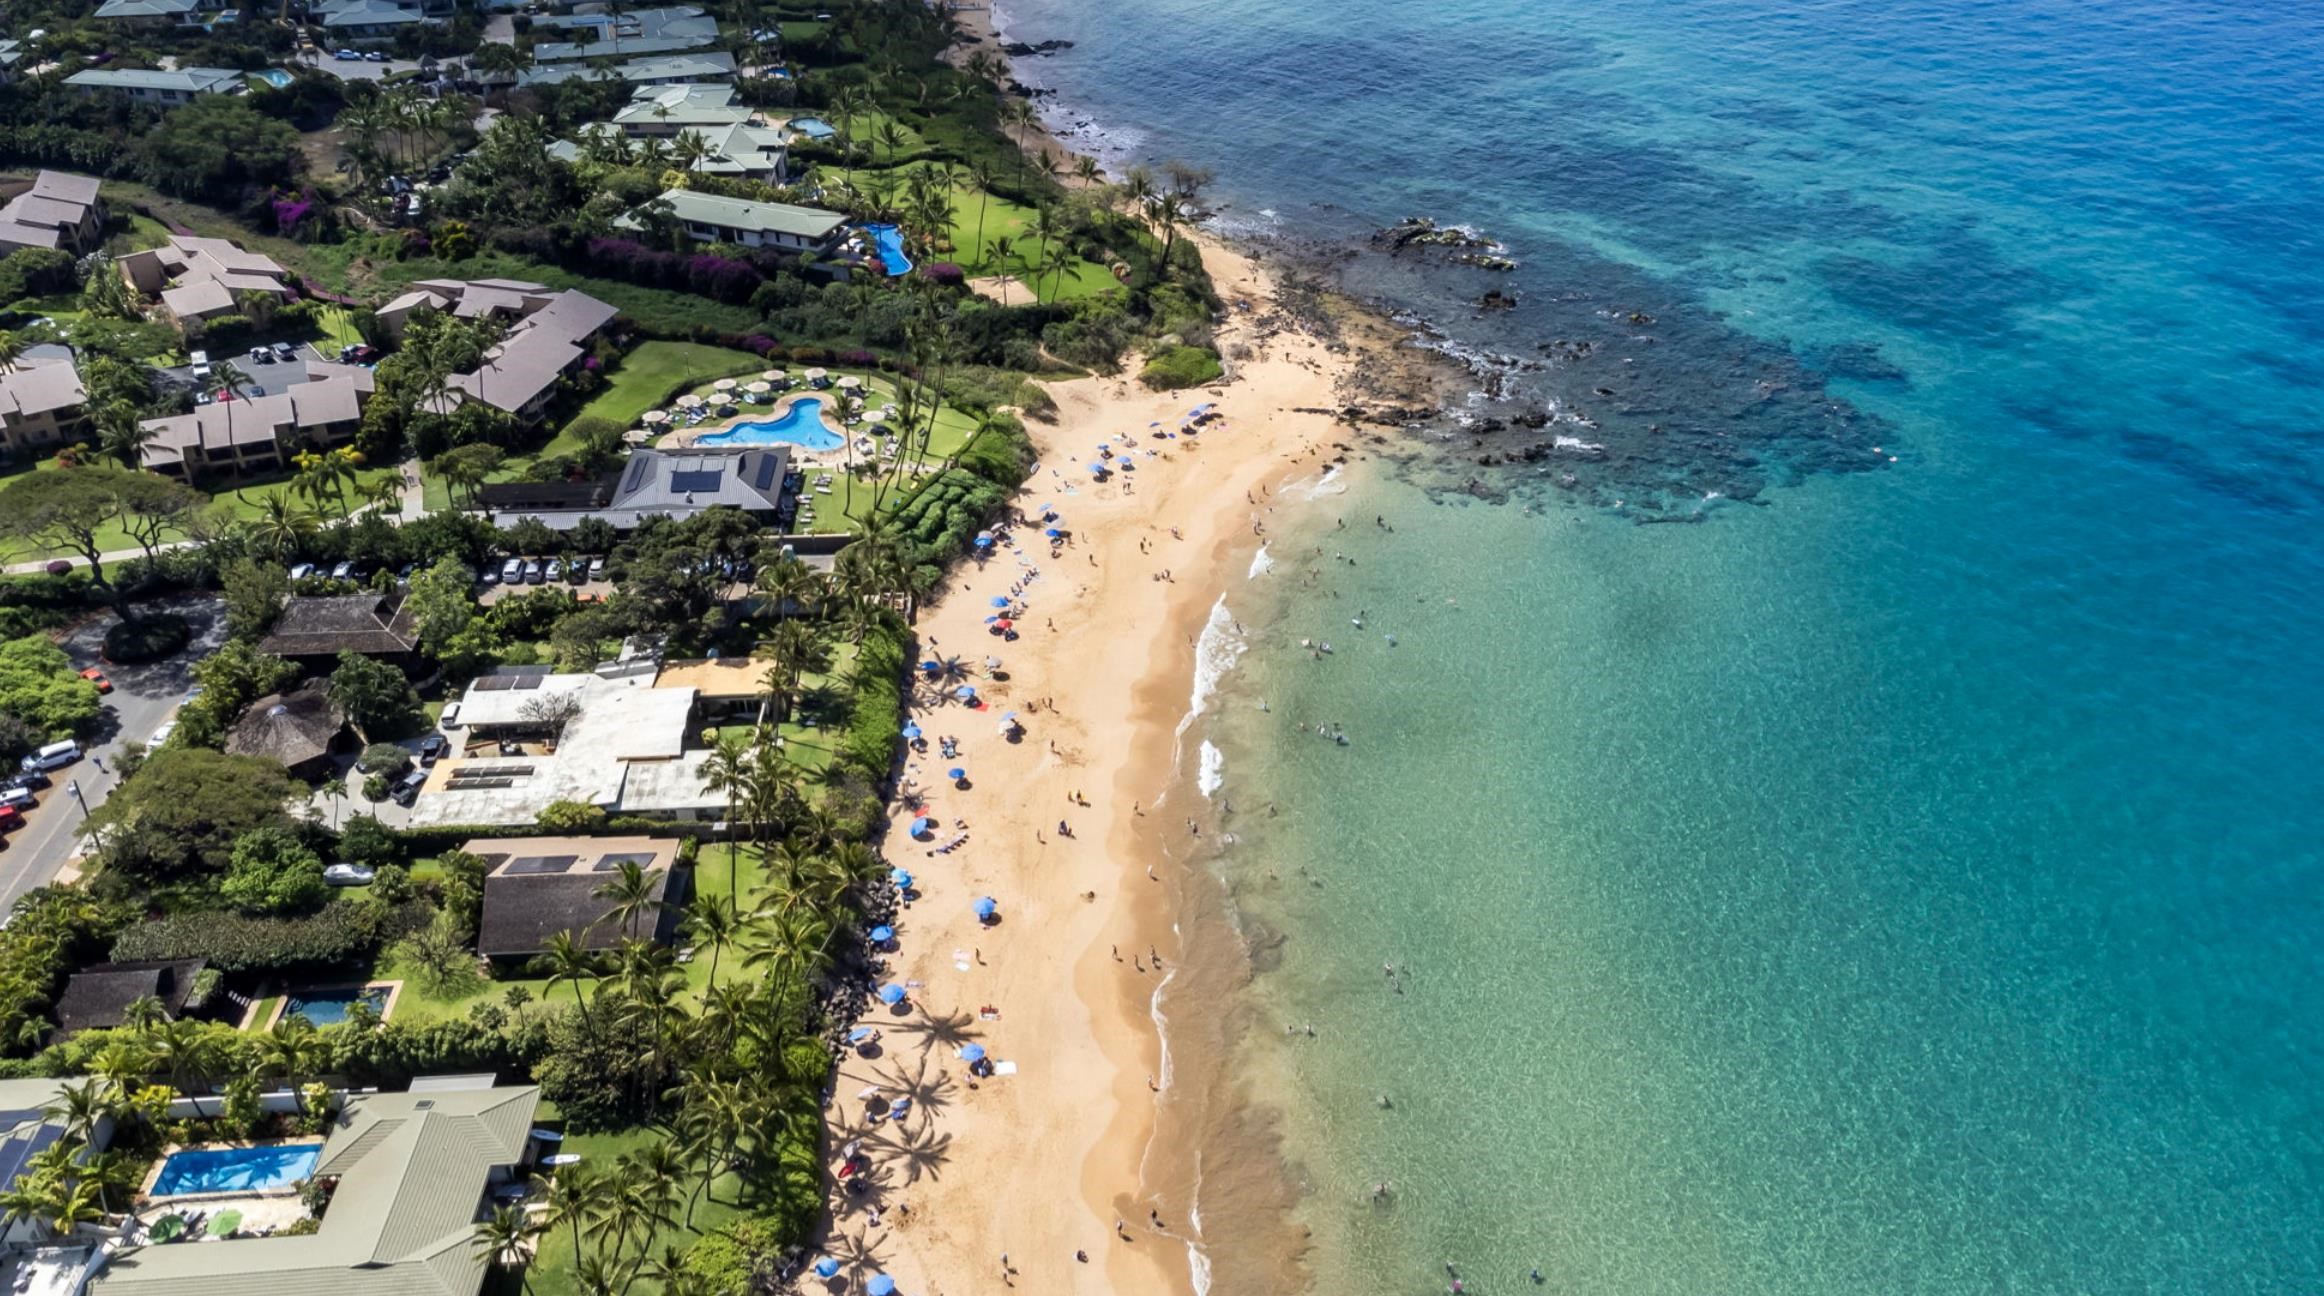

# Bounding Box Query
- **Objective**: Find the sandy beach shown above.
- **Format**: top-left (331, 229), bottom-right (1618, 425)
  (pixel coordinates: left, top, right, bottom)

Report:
top-left (818, 236), bottom-right (1408, 1296)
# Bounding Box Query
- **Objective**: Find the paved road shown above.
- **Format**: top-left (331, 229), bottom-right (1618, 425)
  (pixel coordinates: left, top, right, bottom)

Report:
top-left (0, 597), bottom-right (224, 911)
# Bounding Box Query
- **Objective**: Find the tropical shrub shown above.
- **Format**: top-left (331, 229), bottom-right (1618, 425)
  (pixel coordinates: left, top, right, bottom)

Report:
top-left (110, 897), bottom-right (432, 972)
top-left (0, 889), bottom-right (133, 1057)
top-left (837, 621), bottom-right (908, 779)
top-left (1138, 344), bottom-right (1223, 390)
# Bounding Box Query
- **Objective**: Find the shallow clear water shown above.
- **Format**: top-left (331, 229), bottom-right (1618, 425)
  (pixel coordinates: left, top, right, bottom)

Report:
top-left (151, 1143), bottom-right (321, 1196)
top-left (996, 0), bottom-right (2324, 1291)
top-left (695, 397), bottom-right (847, 450)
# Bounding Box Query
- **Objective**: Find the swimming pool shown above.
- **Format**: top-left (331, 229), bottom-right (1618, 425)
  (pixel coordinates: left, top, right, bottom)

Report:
top-left (695, 397), bottom-right (846, 451)
top-left (250, 69), bottom-right (292, 88)
top-left (278, 984), bottom-right (391, 1027)
top-left (790, 116), bottom-right (837, 139)
top-left (150, 1143), bottom-right (320, 1197)
top-left (859, 223), bottom-right (913, 277)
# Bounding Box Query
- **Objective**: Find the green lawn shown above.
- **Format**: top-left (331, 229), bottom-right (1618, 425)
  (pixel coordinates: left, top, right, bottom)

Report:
top-left (0, 458), bottom-right (395, 564)
top-left (825, 165), bottom-right (1122, 302)
top-left (107, 213), bottom-right (174, 255)
top-left (522, 1127), bottom-right (749, 1296)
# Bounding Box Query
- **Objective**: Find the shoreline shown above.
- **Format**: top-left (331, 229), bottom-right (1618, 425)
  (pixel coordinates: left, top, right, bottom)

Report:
top-left (828, 235), bottom-right (1429, 1296)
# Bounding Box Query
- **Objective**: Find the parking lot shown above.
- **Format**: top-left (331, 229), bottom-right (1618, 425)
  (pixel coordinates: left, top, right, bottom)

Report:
top-left (0, 597), bottom-right (224, 910)
top-left (161, 341), bottom-right (337, 400)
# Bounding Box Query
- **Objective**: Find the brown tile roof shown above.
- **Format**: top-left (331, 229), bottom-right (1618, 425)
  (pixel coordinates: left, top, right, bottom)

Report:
top-left (257, 594), bottom-right (419, 658)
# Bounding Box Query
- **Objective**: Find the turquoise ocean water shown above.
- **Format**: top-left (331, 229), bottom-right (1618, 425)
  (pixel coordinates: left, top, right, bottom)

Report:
top-left (992, 0), bottom-right (2324, 1290)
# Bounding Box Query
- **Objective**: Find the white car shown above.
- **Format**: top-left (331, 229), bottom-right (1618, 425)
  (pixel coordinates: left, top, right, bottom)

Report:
top-left (145, 720), bottom-right (176, 753)
top-left (189, 350), bottom-right (212, 380)
top-left (323, 863), bottom-right (376, 886)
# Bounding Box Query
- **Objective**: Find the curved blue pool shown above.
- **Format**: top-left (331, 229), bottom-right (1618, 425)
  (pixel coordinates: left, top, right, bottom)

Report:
top-left (695, 397), bottom-right (846, 451)
top-left (860, 223), bottom-right (913, 277)
top-left (152, 1143), bottom-right (320, 1196)
top-left (789, 116), bottom-right (836, 139)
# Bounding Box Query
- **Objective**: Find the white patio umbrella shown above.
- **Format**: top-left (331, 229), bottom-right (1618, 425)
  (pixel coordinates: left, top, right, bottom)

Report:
top-left (676, 394), bottom-right (705, 409)
top-left (714, 378), bottom-right (737, 391)
top-left (640, 409), bottom-right (670, 424)
top-left (836, 374), bottom-right (862, 390)
top-left (745, 381), bottom-right (772, 394)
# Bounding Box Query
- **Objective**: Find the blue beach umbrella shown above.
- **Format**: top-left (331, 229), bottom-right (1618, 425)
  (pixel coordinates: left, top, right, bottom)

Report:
top-left (974, 535), bottom-right (994, 548)
top-left (901, 723), bottom-right (922, 740)
top-left (890, 868), bottom-right (914, 888)
top-left (947, 767), bottom-right (966, 781)
top-left (814, 1257), bottom-right (841, 1278)
top-left (920, 659), bottom-right (941, 673)
top-left (878, 984), bottom-right (906, 1005)
top-left (848, 1025), bottom-right (874, 1043)
top-left (908, 816), bottom-right (933, 835)
top-left (1087, 462), bottom-right (1106, 474)
top-left (954, 685), bottom-right (977, 701)
top-left (961, 1043), bottom-right (986, 1062)
top-left (990, 596), bottom-right (1011, 608)
top-left (867, 1276), bottom-right (897, 1296)
top-left (869, 925), bottom-right (894, 943)
top-left (1045, 528), bottom-right (1063, 539)
top-left (972, 896), bottom-right (997, 919)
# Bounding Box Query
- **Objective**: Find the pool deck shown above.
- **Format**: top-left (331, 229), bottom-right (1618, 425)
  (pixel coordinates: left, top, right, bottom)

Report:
top-left (660, 390), bottom-right (857, 463)
top-left (255, 979), bottom-right (403, 1031)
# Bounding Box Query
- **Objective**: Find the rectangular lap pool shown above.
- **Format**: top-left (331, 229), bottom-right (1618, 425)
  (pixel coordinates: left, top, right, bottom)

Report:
top-left (277, 983), bottom-right (392, 1027)
top-left (150, 1143), bottom-right (320, 1197)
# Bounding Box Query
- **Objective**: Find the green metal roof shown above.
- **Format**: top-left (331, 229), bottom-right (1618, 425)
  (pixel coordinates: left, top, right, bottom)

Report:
top-left (647, 188), bottom-right (844, 238)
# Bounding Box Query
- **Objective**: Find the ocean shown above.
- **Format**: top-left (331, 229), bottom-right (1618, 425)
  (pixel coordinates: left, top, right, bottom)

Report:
top-left (989, 0), bottom-right (2324, 1291)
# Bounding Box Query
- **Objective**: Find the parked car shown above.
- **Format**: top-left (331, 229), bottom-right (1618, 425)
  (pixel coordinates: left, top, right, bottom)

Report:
top-left (567, 560), bottom-right (589, 586)
top-left (388, 769), bottom-right (427, 806)
top-left (418, 733), bottom-right (447, 764)
top-left (0, 788), bottom-right (34, 813)
top-left (144, 721), bottom-right (175, 753)
top-left (333, 48), bottom-right (360, 60)
top-left (499, 557), bottom-right (524, 583)
top-left (396, 562), bottom-right (417, 582)
top-left (587, 556), bottom-right (608, 580)
top-left (364, 50), bottom-right (387, 62)
top-left (78, 667), bottom-right (112, 693)
top-left (273, 342), bottom-right (299, 363)
top-left (524, 559), bottom-right (546, 585)
top-left (439, 702), bottom-right (460, 728)
top-left (290, 562), bottom-right (316, 581)
top-left (247, 385), bottom-right (266, 397)
top-left (6, 771), bottom-right (51, 793)
top-left (323, 862), bottom-right (376, 886)
top-left (189, 350), bottom-right (211, 379)
top-left (20, 741), bottom-right (79, 773)
top-left (337, 343), bottom-right (378, 363)
top-left (331, 560), bottom-right (357, 581)
top-left (543, 559), bottom-right (565, 583)
top-left (0, 804), bottom-right (21, 832)
top-left (248, 346), bottom-right (270, 362)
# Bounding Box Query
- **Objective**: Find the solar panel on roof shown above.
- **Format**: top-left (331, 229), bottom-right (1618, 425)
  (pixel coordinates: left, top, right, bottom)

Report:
top-left (514, 677), bottom-right (543, 690)
top-left (752, 455), bottom-right (780, 489)
top-left (668, 469), bottom-right (724, 495)
top-left (593, 852), bottom-right (657, 871)
top-left (0, 1124), bottom-right (62, 1192)
top-left (475, 676), bottom-right (516, 691)
top-left (506, 854), bottom-right (580, 875)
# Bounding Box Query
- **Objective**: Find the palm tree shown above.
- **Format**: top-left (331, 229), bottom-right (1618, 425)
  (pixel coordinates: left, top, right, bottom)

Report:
top-left (142, 1019), bottom-right (221, 1114)
top-left (471, 1205), bottom-right (540, 1293)
top-left (698, 735), bottom-right (751, 894)
top-left (671, 130), bottom-right (711, 174)
top-left (764, 618), bottom-right (829, 722)
top-left (210, 358), bottom-right (253, 404)
top-left (242, 491), bottom-right (320, 561)
top-left (876, 118), bottom-right (907, 167)
top-left (42, 1080), bottom-right (114, 1149)
top-left (1149, 190), bottom-right (1189, 277)
top-left (682, 896), bottom-right (741, 991)
top-left (255, 1016), bottom-right (319, 1092)
top-left (92, 400), bottom-right (150, 468)
top-left (1073, 153), bottom-right (1102, 188)
top-left (0, 330), bottom-right (22, 371)
top-left (594, 860), bottom-right (663, 942)
top-left (538, 1160), bottom-right (604, 1275)
top-left (988, 234), bottom-right (1016, 304)
top-left (542, 930), bottom-right (599, 1031)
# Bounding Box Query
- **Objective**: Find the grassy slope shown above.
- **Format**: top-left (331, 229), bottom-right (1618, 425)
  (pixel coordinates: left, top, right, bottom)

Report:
top-left (0, 459), bottom-right (397, 564)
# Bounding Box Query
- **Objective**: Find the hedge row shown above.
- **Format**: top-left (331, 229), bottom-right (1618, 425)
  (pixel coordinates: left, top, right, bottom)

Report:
top-left (110, 896), bottom-right (433, 973)
top-left (0, 890), bottom-right (132, 1055)
top-left (838, 621), bottom-right (909, 779)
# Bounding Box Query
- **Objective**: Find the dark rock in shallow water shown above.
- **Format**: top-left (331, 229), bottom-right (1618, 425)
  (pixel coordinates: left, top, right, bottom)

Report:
top-left (1479, 289), bottom-right (1518, 311)
top-left (1001, 38), bottom-right (1075, 56)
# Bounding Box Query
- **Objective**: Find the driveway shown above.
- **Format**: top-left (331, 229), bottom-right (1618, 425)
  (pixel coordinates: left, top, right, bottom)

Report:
top-left (309, 56), bottom-right (429, 83)
top-left (0, 596), bottom-right (224, 911)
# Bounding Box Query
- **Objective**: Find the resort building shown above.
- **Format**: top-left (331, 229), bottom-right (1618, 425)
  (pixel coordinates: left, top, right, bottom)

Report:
top-left (224, 680), bottom-right (353, 781)
top-left (529, 4), bottom-right (717, 60)
top-left (64, 66), bottom-right (245, 102)
top-left (137, 360), bottom-right (370, 477)
top-left (653, 655), bottom-right (768, 723)
top-left (48, 959), bottom-right (208, 1040)
top-left (257, 593), bottom-right (423, 672)
top-left (309, 0), bottom-right (433, 39)
top-left (0, 1078), bottom-right (110, 1255)
top-left (372, 278), bottom-right (618, 426)
top-left (0, 351), bottom-right (90, 458)
top-left (117, 234), bottom-right (295, 329)
top-left (622, 188), bottom-right (847, 253)
top-left (89, 0), bottom-right (233, 27)
top-left (467, 834), bottom-right (684, 962)
top-left (609, 82), bottom-right (752, 135)
top-left (87, 1083), bottom-right (543, 1296)
top-left (408, 668), bottom-right (723, 827)
top-left (0, 171), bottom-right (107, 256)
top-left (475, 444), bottom-right (790, 531)
top-left (518, 49), bottom-right (736, 89)
top-left (0, 39), bottom-right (24, 85)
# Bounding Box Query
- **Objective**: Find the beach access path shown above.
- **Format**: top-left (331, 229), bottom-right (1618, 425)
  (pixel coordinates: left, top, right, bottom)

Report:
top-left (825, 239), bottom-right (1367, 1296)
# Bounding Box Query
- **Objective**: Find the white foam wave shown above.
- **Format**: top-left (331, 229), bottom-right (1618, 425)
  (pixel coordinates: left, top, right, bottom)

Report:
top-left (1151, 968), bottom-right (1174, 1089)
top-left (1197, 740), bottom-right (1224, 798)
top-left (1186, 1240), bottom-right (1213, 1296)
top-left (1291, 464), bottom-right (1345, 501)
top-left (1246, 544), bottom-right (1274, 578)
top-left (1177, 596), bottom-right (1245, 738)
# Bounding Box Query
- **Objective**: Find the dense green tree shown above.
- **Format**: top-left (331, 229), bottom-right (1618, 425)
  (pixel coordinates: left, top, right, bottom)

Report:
top-left (220, 558), bottom-right (291, 642)
top-left (0, 637), bottom-right (103, 740)
top-left (135, 97), bottom-right (303, 202)
top-left (220, 826), bottom-right (329, 915)
top-left (0, 468), bottom-right (202, 621)
top-left (173, 642), bottom-right (301, 749)
top-left (327, 651), bottom-right (420, 740)
top-left (94, 748), bottom-right (298, 881)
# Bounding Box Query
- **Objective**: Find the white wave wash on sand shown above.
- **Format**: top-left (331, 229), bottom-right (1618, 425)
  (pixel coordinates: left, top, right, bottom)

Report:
top-left (1197, 740), bottom-right (1225, 798)
top-left (1178, 596), bottom-right (1246, 739)
top-left (1247, 544), bottom-right (1275, 578)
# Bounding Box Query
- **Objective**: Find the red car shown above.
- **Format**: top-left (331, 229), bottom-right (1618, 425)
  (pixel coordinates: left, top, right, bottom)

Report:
top-left (79, 667), bottom-right (113, 693)
top-left (0, 804), bottom-right (21, 831)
